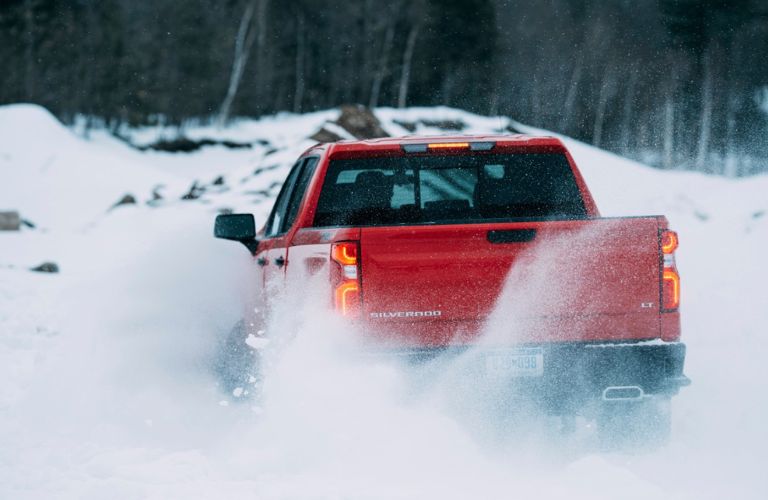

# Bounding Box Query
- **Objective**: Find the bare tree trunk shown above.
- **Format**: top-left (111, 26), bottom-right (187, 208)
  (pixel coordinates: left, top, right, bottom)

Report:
top-left (559, 56), bottom-right (583, 132)
top-left (442, 68), bottom-right (455, 106)
top-left (619, 68), bottom-right (639, 155)
top-left (592, 67), bottom-right (616, 148)
top-left (724, 92), bottom-right (738, 177)
top-left (80, 0), bottom-right (100, 123)
top-left (531, 75), bottom-right (541, 125)
top-left (397, 24), bottom-right (419, 108)
top-left (638, 116), bottom-right (649, 151)
top-left (359, 0), bottom-right (375, 103)
top-left (23, 0), bottom-right (36, 99)
top-left (663, 93), bottom-right (675, 169)
top-left (293, 12), bottom-right (305, 114)
top-left (253, 0), bottom-right (269, 110)
top-left (695, 55), bottom-right (713, 171)
top-left (488, 81), bottom-right (500, 116)
top-left (369, 22), bottom-right (395, 108)
top-left (217, 0), bottom-right (259, 127)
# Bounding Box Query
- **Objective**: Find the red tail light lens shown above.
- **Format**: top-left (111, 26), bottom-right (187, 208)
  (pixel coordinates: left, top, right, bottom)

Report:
top-left (661, 230), bottom-right (679, 254)
top-left (661, 230), bottom-right (680, 311)
top-left (334, 280), bottom-right (360, 316)
top-left (331, 242), bottom-right (357, 266)
top-left (663, 269), bottom-right (680, 310)
top-left (331, 242), bottom-right (361, 316)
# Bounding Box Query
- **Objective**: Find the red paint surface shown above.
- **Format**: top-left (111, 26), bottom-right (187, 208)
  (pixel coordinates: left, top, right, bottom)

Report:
top-left (252, 135), bottom-right (681, 346)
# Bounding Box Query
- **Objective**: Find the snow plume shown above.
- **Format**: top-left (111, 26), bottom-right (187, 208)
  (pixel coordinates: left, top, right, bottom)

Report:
top-left (408, 222), bottom-right (619, 445)
top-left (251, 305), bottom-right (488, 498)
top-left (480, 219), bottom-right (630, 344)
top-left (3, 209), bottom-right (241, 445)
top-left (212, 268), bottom-right (670, 500)
top-left (218, 221), bottom-right (669, 497)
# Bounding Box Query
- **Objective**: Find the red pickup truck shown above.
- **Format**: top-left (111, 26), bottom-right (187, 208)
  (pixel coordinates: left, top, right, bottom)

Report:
top-left (214, 135), bottom-right (688, 444)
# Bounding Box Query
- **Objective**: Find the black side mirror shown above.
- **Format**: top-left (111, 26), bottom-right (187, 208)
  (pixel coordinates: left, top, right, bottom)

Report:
top-left (214, 213), bottom-right (258, 254)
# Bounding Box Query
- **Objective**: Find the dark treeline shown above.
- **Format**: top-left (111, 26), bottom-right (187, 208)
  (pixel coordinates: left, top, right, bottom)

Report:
top-left (1, 0), bottom-right (768, 176)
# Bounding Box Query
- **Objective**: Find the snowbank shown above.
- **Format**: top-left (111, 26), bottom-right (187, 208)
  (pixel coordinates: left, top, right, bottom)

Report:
top-left (0, 105), bottom-right (183, 230)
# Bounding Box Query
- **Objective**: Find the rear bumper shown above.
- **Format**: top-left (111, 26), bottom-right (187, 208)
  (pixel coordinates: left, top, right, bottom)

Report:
top-left (369, 340), bottom-right (689, 410)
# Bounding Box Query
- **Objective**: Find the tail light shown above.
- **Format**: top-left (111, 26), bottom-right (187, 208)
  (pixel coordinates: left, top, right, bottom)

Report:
top-left (427, 142), bottom-right (470, 150)
top-left (402, 141), bottom-right (495, 153)
top-left (661, 230), bottom-right (680, 311)
top-left (661, 230), bottom-right (679, 254)
top-left (331, 242), bottom-right (361, 316)
top-left (662, 270), bottom-right (680, 310)
top-left (334, 280), bottom-right (360, 316)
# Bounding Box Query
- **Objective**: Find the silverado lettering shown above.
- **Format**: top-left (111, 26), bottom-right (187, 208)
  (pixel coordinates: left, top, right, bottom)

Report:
top-left (369, 311), bottom-right (442, 319)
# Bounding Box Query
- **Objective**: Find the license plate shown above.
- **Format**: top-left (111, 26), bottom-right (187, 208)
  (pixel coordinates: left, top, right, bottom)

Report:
top-left (484, 348), bottom-right (544, 378)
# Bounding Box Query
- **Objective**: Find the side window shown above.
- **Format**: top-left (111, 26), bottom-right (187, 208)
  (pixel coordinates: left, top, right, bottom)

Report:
top-left (264, 160), bottom-right (303, 238)
top-left (280, 157), bottom-right (318, 233)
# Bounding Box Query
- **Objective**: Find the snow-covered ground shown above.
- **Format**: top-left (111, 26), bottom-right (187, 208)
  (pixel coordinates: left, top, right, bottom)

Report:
top-left (1, 104), bottom-right (767, 499)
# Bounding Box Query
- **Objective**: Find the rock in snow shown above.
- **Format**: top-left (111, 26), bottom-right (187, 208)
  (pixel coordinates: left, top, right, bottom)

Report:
top-left (336, 104), bottom-right (389, 139)
top-left (0, 210), bottom-right (21, 230)
top-left (109, 194), bottom-right (137, 210)
top-left (30, 261), bottom-right (59, 273)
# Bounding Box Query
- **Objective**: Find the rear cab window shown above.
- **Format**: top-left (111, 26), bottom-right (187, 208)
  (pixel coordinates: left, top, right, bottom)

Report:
top-left (313, 153), bottom-right (587, 227)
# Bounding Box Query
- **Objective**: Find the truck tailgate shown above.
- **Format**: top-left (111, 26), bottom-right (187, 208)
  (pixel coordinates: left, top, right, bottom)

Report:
top-left (360, 217), bottom-right (662, 346)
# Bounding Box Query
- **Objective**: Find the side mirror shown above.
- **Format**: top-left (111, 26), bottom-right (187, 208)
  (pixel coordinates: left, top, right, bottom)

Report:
top-left (214, 213), bottom-right (258, 253)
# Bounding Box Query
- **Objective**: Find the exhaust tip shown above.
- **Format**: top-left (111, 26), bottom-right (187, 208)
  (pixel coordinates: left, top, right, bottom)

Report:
top-left (602, 386), bottom-right (644, 401)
